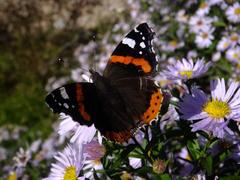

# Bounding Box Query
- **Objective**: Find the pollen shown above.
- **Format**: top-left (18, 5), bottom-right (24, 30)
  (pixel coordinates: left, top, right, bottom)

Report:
top-left (64, 166), bottom-right (77, 180)
top-left (179, 70), bottom-right (193, 78)
top-left (234, 7), bottom-right (240, 15)
top-left (203, 100), bottom-right (230, 119)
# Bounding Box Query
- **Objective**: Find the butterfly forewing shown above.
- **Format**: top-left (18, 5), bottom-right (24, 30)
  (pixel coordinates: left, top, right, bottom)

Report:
top-left (45, 83), bottom-right (97, 126)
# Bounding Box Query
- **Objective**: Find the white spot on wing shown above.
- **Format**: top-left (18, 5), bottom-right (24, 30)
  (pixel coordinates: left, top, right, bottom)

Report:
top-left (142, 36), bottom-right (145, 40)
top-left (140, 42), bottom-right (146, 48)
top-left (151, 47), bottom-right (155, 53)
top-left (59, 87), bottom-right (69, 99)
top-left (63, 103), bottom-right (69, 109)
top-left (134, 28), bottom-right (139, 32)
top-left (139, 51), bottom-right (142, 54)
top-left (150, 39), bottom-right (154, 45)
top-left (122, 38), bottom-right (136, 49)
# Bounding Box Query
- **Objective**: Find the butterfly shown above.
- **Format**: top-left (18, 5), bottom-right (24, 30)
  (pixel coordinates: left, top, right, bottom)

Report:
top-left (45, 23), bottom-right (163, 143)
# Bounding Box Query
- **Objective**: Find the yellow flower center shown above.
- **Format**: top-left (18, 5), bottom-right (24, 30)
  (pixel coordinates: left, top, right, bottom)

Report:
top-left (203, 100), bottom-right (230, 119)
top-left (169, 40), bottom-right (178, 47)
top-left (64, 166), bottom-right (77, 180)
top-left (230, 34), bottom-right (238, 42)
top-left (202, 32), bottom-right (209, 39)
top-left (234, 7), bottom-right (240, 15)
top-left (233, 52), bottom-right (239, 59)
top-left (200, 2), bottom-right (208, 9)
top-left (223, 42), bottom-right (229, 48)
top-left (8, 172), bottom-right (17, 180)
top-left (179, 70), bottom-right (193, 78)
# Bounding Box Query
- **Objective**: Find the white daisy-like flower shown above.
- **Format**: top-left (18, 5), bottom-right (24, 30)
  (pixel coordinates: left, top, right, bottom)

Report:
top-left (196, 1), bottom-right (211, 16)
top-left (162, 58), bottom-right (211, 81)
top-left (13, 147), bottom-right (31, 168)
top-left (195, 28), bottom-right (214, 48)
top-left (58, 113), bottom-right (96, 145)
top-left (43, 144), bottom-right (83, 180)
top-left (226, 47), bottom-right (240, 63)
top-left (189, 15), bottom-right (212, 33)
top-left (229, 33), bottom-right (240, 47)
top-left (176, 10), bottom-right (189, 23)
top-left (226, 2), bottom-right (240, 23)
top-left (161, 40), bottom-right (184, 52)
top-left (217, 37), bottom-right (231, 51)
top-left (179, 78), bottom-right (240, 138)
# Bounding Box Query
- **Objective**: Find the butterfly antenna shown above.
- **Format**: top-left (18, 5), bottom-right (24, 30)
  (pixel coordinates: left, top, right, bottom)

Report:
top-left (91, 34), bottom-right (97, 72)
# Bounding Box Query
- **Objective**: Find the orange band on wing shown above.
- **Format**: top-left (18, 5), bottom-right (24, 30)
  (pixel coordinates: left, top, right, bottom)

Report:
top-left (104, 130), bottom-right (132, 143)
top-left (142, 89), bottom-right (163, 124)
top-left (76, 84), bottom-right (91, 121)
top-left (110, 55), bottom-right (152, 73)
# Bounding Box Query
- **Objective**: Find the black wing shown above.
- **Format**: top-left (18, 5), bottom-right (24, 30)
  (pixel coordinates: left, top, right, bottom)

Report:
top-left (45, 83), bottom-right (98, 126)
top-left (103, 23), bottom-right (158, 80)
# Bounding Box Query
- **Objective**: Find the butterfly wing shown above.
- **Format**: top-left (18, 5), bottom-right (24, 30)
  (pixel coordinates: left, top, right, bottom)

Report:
top-left (113, 77), bottom-right (163, 125)
top-left (45, 83), bottom-right (98, 127)
top-left (103, 23), bottom-right (158, 80)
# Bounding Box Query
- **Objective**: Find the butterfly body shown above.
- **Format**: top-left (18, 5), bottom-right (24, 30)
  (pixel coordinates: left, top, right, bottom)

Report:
top-left (46, 23), bottom-right (163, 143)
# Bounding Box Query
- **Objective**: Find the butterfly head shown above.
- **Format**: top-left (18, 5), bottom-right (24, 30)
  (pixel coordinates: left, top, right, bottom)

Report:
top-left (89, 68), bottom-right (109, 92)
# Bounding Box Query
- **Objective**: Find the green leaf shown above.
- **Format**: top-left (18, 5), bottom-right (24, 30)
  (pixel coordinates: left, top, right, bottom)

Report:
top-left (203, 155), bottom-right (213, 175)
top-left (220, 176), bottom-right (240, 180)
top-left (187, 140), bottom-right (201, 160)
top-left (213, 21), bottom-right (227, 27)
top-left (161, 174), bottom-right (171, 180)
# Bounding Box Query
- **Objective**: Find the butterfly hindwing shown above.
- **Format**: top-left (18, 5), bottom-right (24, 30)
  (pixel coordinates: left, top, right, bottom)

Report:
top-left (112, 77), bottom-right (163, 124)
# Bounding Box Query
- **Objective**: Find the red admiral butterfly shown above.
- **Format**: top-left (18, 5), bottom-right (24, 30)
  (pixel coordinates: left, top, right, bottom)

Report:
top-left (45, 23), bottom-right (163, 143)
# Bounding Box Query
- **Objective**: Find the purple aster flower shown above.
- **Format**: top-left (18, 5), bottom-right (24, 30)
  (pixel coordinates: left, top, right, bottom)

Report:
top-left (82, 139), bottom-right (105, 179)
top-left (179, 78), bottom-right (240, 138)
top-left (162, 58), bottom-right (211, 81)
